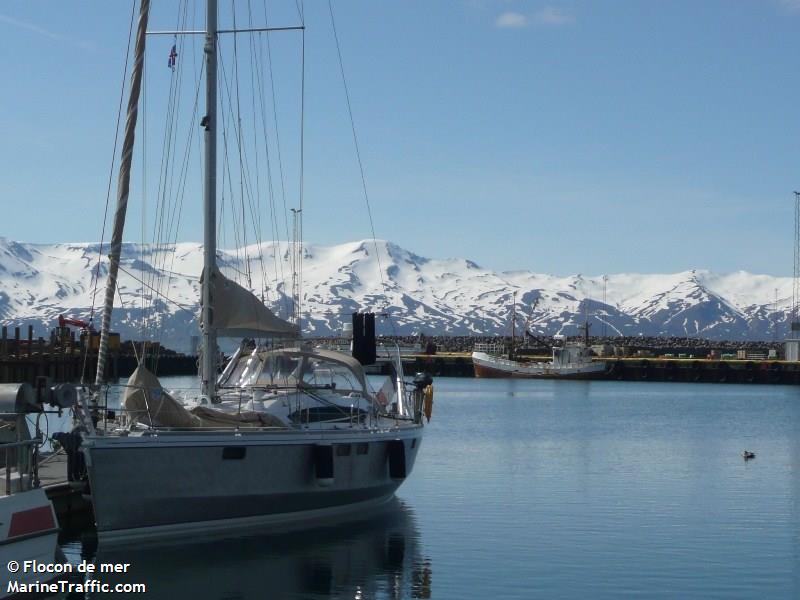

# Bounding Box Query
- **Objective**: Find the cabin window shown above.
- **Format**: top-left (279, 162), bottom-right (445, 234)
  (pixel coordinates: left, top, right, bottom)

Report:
top-left (356, 443), bottom-right (369, 455)
top-left (336, 444), bottom-right (351, 456)
top-left (255, 354), bottom-right (301, 386)
top-left (222, 447), bottom-right (246, 460)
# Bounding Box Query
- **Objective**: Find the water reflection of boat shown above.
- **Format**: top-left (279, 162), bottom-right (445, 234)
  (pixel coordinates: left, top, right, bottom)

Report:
top-left (74, 498), bottom-right (431, 600)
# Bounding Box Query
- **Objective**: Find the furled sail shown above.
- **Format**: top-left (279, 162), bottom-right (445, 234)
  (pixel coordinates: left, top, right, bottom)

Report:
top-left (201, 266), bottom-right (299, 338)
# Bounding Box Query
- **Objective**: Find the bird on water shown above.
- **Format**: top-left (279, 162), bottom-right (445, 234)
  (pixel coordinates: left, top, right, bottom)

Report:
top-left (742, 450), bottom-right (756, 460)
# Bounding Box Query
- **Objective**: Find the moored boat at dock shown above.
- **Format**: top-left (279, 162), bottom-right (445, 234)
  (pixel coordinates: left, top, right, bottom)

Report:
top-left (0, 383), bottom-right (75, 597)
top-left (67, 0), bottom-right (430, 545)
top-left (472, 339), bottom-right (607, 379)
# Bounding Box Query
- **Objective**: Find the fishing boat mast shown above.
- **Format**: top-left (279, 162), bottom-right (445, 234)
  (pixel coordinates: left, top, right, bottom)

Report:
top-left (201, 0), bottom-right (219, 401)
top-left (510, 291), bottom-right (516, 359)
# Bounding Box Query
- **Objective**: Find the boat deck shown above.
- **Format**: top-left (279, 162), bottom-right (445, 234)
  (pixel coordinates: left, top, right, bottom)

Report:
top-left (42, 453), bottom-right (93, 528)
top-left (2, 452), bottom-right (93, 529)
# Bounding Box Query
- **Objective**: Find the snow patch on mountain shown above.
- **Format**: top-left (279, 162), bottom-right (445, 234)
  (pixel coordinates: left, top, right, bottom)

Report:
top-left (0, 237), bottom-right (793, 352)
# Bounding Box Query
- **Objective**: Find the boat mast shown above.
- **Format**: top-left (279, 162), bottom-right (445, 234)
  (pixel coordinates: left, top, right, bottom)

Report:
top-left (95, 0), bottom-right (151, 385)
top-left (201, 0), bottom-right (219, 401)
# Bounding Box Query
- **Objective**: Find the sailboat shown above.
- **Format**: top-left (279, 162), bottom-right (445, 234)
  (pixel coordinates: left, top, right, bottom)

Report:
top-left (71, 0), bottom-right (428, 544)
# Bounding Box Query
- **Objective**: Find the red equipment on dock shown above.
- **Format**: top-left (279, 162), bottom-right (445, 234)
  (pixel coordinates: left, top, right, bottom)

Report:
top-left (57, 315), bottom-right (94, 332)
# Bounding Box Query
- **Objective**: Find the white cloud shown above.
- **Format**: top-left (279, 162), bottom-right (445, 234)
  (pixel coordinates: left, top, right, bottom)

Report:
top-left (779, 0), bottom-right (800, 12)
top-left (495, 12), bottom-right (530, 28)
top-left (532, 7), bottom-right (574, 26)
top-left (495, 7), bottom-right (574, 29)
top-left (0, 14), bottom-right (94, 51)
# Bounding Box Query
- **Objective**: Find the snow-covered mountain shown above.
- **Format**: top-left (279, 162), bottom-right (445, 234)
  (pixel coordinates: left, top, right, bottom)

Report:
top-left (0, 237), bottom-right (792, 352)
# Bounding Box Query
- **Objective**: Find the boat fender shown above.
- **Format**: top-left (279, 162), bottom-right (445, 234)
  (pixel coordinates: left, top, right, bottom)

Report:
top-left (387, 439), bottom-right (407, 480)
top-left (423, 385), bottom-right (434, 423)
top-left (314, 444), bottom-right (334, 487)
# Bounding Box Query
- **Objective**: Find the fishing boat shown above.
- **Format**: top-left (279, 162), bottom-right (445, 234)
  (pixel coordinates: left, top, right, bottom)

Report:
top-left (472, 310), bottom-right (606, 379)
top-left (472, 339), bottom-right (606, 379)
top-left (70, 0), bottom-right (429, 544)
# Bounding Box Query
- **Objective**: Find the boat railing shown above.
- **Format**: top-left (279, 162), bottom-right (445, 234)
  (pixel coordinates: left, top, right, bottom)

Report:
top-left (474, 342), bottom-right (507, 355)
top-left (83, 382), bottom-right (409, 434)
top-left (317, 339), bottom-right (423, 358)
top-left (376, 342), bottom-right (423, 424)
top-left (1, 439), bottom-right (39, 496)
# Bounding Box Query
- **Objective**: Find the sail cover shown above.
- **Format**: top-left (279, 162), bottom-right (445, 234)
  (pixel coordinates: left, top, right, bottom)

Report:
top-left (201, 266), bottom-right (299, 338)
top-left (124, 364), bottom-right (286, 429)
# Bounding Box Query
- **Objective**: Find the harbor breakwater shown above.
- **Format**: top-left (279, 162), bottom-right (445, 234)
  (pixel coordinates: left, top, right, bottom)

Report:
top-left (0, 322), bottom-right (797, 385)
top-left (372, 353), bottom-right (800, 384)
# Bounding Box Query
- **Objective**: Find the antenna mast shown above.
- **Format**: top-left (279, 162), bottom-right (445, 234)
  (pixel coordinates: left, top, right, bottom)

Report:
top-left (511, 291), bottom-right (516, 357)
top-left (792, 192), bottom-right (800, 335)
top-left (602, 274), bottom-right (608, 338)
top-left (291, 208), bottom-right (302, 326)
top-left (774, 287), bottom-right (779, 343)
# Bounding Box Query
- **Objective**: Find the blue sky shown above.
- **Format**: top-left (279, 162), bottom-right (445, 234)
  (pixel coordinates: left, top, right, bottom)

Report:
top-left (1, 1), bottom-right (799, 277)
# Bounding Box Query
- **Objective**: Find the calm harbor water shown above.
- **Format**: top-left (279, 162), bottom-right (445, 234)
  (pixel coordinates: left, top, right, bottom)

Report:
top-left (59, 377), bottom-right (800, 599)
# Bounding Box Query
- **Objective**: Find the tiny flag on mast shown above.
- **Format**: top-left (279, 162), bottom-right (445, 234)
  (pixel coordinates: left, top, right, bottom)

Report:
top-left (168, 44), bottom-right (178, 70)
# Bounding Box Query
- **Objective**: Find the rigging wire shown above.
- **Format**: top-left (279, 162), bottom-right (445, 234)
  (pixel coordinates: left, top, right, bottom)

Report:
top-left (140, 38), bottom-right (148, 349)
top-left (124, 1), bottom-right (308, 359)
top-left (231, 1), bottom-right (252, 288)
top-left (218, 32), bottom-right (271, 304)
top-left (118, 265), bottom-right (197, 316)
top-left (144, 6), bottom-right (185, 335)
top-left (326, 0), bottom-right (395, 334)
top-left (145, 0), bottom-right (200, 370)
top-left (249, 31), bottom-right (282, 310)
top-left (294, 0), bottom-right (305, 24)
top-left (218, 37), bottom-right (245, 279)
top-left (262, 2), bottom-right (292, 244)
top-left (246, 0), bottom-right (270, 304)
top-left (298, 24), bottom-right (305, 328)
top-left (142, 10), bottom-right (183, 360)
top-left (260, 0), bottom-right (294, 319)
top-left (114, 284), bottom-right (139, 365)
top-left (251, 43), bottom-right (285, 316)
top-left (82, 0), bottom-right (137, 383)
top-left (158, 57), bottom-right (205, 299)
